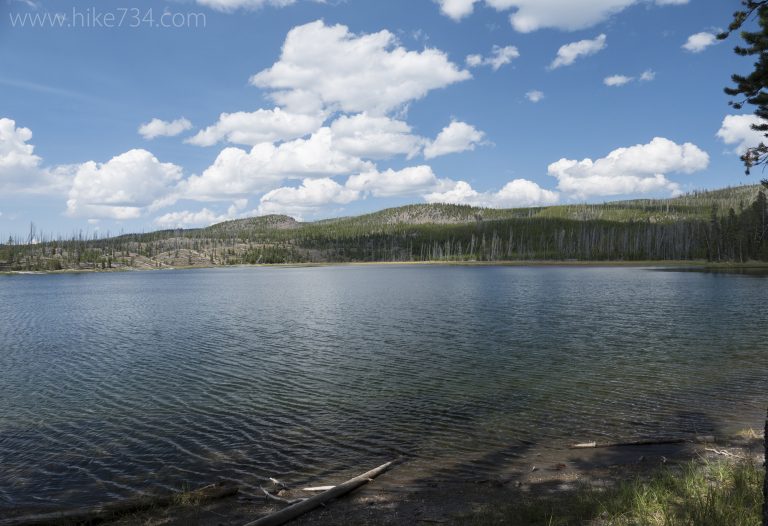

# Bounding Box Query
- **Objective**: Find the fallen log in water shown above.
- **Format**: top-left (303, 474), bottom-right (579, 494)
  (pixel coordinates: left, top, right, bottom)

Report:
top-left (0, 482), bottom-right (239, 526)
top-left (570, 439), bottom-right (689, 450)
top-left (244, 460), bottom-right (397, 526)
top-left (571, 442), bottom-right (598, 449)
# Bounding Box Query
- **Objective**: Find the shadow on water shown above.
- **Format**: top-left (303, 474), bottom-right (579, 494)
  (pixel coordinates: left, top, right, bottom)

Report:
top-left (654, 267), bottom-right (768, 277)
top-left (291, 409), bottom-right (764, 526)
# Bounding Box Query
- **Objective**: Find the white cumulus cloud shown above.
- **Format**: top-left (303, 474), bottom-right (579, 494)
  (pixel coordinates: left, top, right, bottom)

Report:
top-left (526, 90), bottom-right (545, 103)
top-left (424, 121), bottom-right (486, 159)
top-left (259, 177), bottom-right (359, 218)
top-left (186, 108), bottom-right (324, 147)
top-left (250, 20), bottom-right (471, 115)
top-left (436, 0), bottom-right (480, 20)
top-left (550, 34), bottom-right (607, 69)
top-left (717, 114), bottom-right (768, 154)
top-left (66, 149), bottom-right (183, 219)
top-left (547, 137), bottom-right (709, 199)
top-left (138, 118), bottom-right (193, 140)
top-left (182, 128), bottom-right (373, 200)
top-left (330, 113), bottom-right (425, 160)
top-left (195, 0), bottom-right (297, 12)
top-left (604, 70), bottom-right (655, 86)
top-left (682, 31), bottom-right (718, 53)
top-left (346, 166), bottom-right (443, 198)
top-left (0, 118), bottom-right (42, 185)
top-left (425, 179), bottom-right (559, 208)
top-left (466, 45), bottom-right (520, 71)
top-left (436, 0), bottom-right (688, 32)
top-left (604, 74), bottom-right (634, 87)
top-left (0, 117), bottom-right (71, 194)
top-left (154, 200), bottom-right (249, 228)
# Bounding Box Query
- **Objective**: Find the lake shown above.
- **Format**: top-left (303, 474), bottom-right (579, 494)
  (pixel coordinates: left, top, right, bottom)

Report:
top-left (0, 265), bottom-right (766, 512)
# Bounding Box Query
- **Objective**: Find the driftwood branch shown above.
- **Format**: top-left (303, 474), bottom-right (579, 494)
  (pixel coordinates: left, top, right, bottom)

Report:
top-left (244, 460), bottom-right (397, 526)
top-left (704, 447), bottom-right (745, 459)
top-left (259, 487), bottom-right (305, 506)
top-left (0, 482), bottom-right (239, 526)
top-left (302, 486), bottom-right (335, 492)
top-left (269, 478), bottom-right (289, 491)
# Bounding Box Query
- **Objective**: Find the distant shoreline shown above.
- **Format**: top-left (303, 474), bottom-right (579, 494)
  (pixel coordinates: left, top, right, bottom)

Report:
top-left (2, 259), bottom-right (768, 276)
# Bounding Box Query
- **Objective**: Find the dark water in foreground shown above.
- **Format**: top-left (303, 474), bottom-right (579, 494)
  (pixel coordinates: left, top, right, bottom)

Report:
top-left (0, 265), bottom-right (766, 511)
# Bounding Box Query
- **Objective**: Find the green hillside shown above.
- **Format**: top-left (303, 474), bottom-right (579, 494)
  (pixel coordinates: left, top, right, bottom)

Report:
top-left (1, 184), bottom-right (766, 271)
top-left (207, 184), bottom-right (764, 238)
top-left (536, 185), bottom-right (763, 222)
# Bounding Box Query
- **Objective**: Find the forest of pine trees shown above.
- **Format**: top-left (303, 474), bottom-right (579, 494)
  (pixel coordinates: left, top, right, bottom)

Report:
top-left (1, 186), bottom-right (766, 271)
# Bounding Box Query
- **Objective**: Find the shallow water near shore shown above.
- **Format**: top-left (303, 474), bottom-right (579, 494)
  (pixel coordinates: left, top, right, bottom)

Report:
top-left (0, 265), bottom-right (766, 513)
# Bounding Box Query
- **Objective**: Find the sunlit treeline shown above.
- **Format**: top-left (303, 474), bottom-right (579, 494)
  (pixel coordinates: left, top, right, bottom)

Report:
top-left (1, 186), bottom-right (766, 271)
top-left (288, 192), bottom-right (768, 262)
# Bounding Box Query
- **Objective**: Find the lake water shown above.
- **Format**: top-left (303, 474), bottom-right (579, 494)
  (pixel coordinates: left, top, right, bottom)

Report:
top-left (1, 265), bottom-right (766, 512)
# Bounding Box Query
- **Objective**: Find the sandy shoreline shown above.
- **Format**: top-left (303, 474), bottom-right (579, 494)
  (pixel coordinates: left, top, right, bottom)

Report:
top-left (118, 431), bottom-right (766, 526)
top-left (4, 424), bottom-right (764, 526)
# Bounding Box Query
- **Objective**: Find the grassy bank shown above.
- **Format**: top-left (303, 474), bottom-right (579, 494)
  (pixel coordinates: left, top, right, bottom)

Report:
top-left (462, 457), bottom-right (765, 526)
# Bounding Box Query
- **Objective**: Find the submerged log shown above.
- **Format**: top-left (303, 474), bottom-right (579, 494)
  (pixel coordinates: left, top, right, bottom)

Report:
top-left (569, 438), bottom-right (688, 450)
top-left (244, 460), bottom-right (397, 526)
top-left (0, 482), bottom-right (239, 526)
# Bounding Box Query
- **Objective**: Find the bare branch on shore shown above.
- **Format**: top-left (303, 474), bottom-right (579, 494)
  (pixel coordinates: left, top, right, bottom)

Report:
top-left (259, 487), bottom-right (305, 506)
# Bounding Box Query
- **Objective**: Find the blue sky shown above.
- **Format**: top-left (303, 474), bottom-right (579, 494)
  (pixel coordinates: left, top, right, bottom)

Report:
top-left (0, 0), bottom-right (761, 238)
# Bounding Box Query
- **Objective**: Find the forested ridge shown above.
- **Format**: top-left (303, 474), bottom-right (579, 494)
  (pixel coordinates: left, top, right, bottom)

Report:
top-left (1, 184), bottom-right (766, 271)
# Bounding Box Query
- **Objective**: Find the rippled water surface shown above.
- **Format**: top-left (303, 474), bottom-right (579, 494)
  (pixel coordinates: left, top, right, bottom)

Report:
top-left (1, 265), bottom-right (767, 511)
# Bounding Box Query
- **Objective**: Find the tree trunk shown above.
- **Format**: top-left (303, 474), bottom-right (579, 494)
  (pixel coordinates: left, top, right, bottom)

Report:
top-left (244, 460), bottom-right (396, 526)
